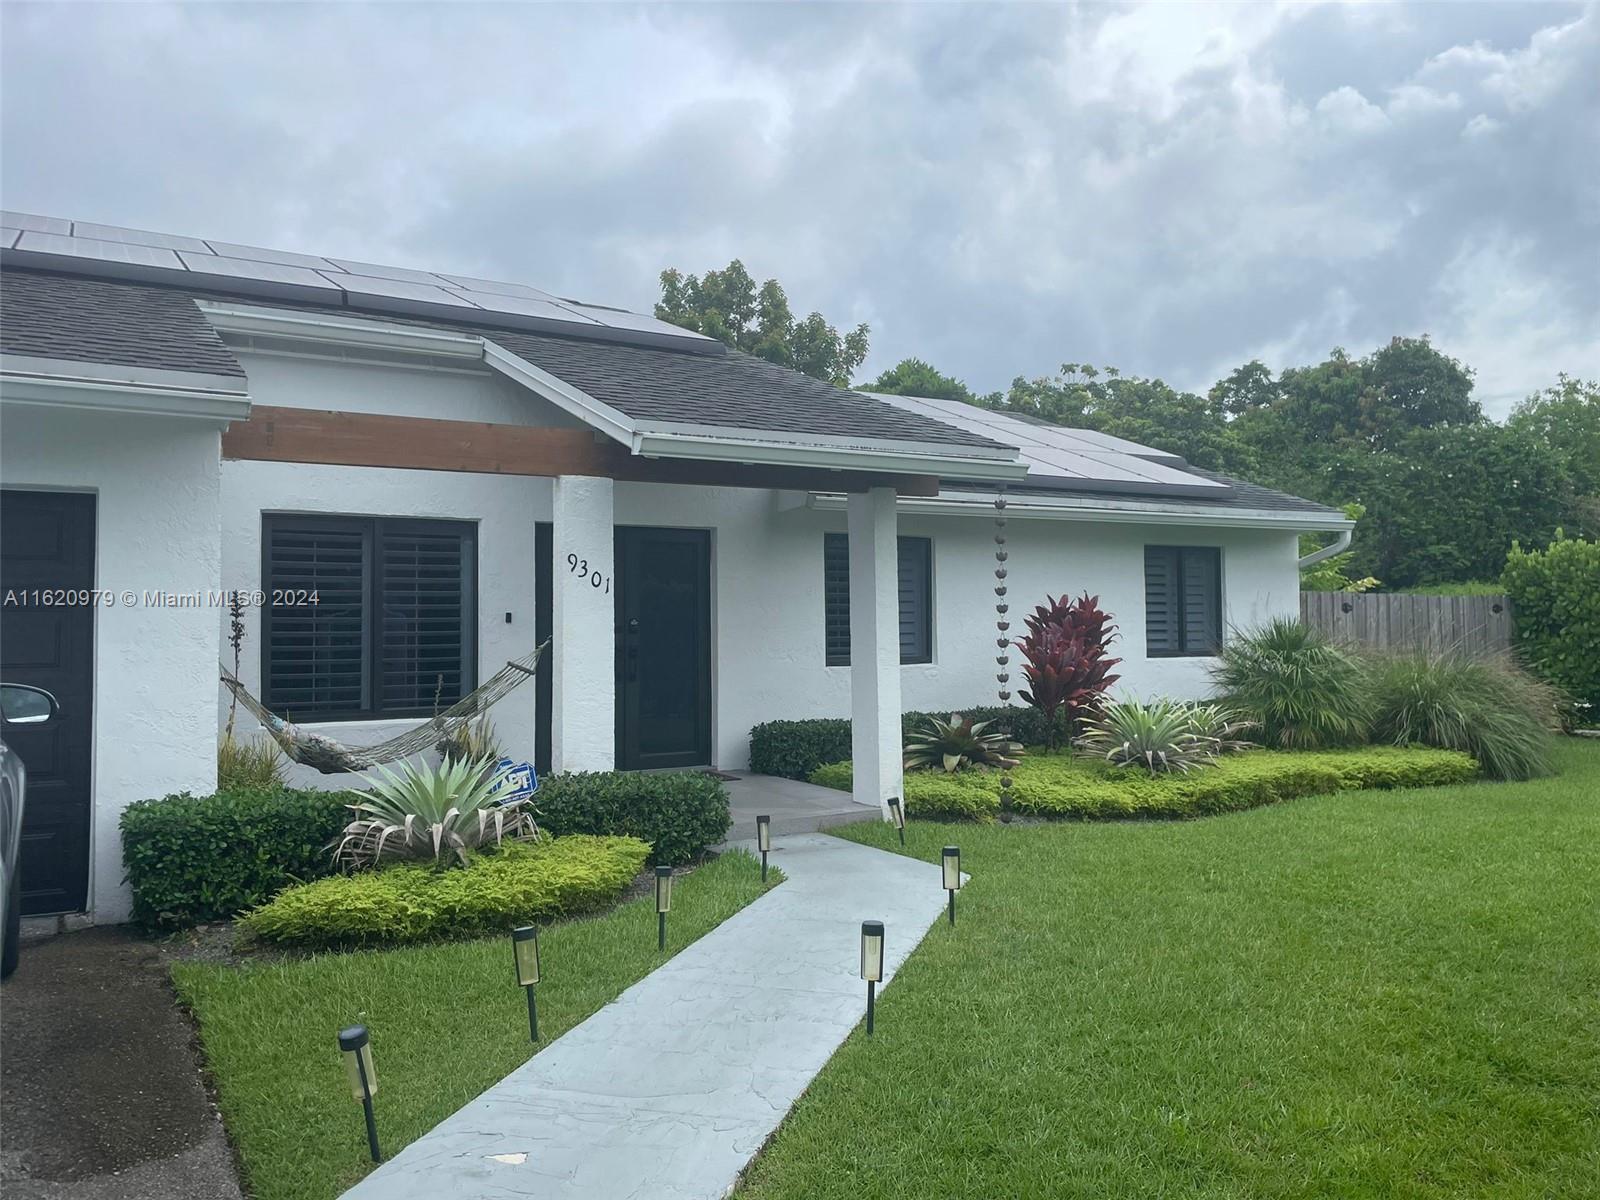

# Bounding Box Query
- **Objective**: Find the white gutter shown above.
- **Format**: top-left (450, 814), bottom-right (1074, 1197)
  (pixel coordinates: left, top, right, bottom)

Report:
top-left (0, 354), bottom-right (251, 422)
top-left (197, 302), bottom-right (1028, 481)
top-left (806, 489), bottom-right (1355, 533)
top-left (1297, 527), bottom-right (1354, 569)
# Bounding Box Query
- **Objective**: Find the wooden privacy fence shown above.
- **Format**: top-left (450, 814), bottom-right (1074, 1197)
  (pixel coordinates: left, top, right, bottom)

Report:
top-left (1300, 592), bottom-right (1514, 657)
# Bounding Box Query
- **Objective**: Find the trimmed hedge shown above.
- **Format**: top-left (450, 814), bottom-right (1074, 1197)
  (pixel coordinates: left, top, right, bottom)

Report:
top-left (751, 705), bottom-right (1058, 781)
top-left (808, 746), bottom-right (1479, 821)
top-left (239, 835), bottom-right (651, 948)
top-left (536, 771), bottom-right (730, 865)
top-left (120, 787), bottom-right (349, 930)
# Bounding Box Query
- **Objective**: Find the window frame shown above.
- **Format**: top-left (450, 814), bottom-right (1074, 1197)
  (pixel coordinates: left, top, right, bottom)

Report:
top-left (260, 513), bottom-right (478, 722)
top-left (1144, 544), bottom-right (1223, 658)
top-left (823, 532), bottom-right (934, 667)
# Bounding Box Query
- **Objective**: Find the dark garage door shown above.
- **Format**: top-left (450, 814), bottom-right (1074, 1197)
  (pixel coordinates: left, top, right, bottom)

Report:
top-left (1, 490), bottom-right (95, 914)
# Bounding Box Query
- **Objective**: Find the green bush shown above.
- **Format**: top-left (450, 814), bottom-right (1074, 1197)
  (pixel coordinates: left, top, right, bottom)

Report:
top-left (1503, 535), bottom-right (1600, 713)
top-left (1367, 652), bottom-right (1558, 781)
top-left (751, 705), bottom-right (1057, 781)
top-left (1211, 618), bottom-right (1370, 748)
top-left (121, 787), bottom-right (350, 930)
top-left (535, 771), bottom-right (729, 865)
top-left (810, 747), bottom-right (1478, 821)
top-left (239, 835), bottom-right (651, 948)
top-left (749, 719), bottom-right (852, 779)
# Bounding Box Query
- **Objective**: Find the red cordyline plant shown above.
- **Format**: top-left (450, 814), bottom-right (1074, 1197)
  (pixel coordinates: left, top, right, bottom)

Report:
top-left (1016, 593), bottom-right (1122, 749)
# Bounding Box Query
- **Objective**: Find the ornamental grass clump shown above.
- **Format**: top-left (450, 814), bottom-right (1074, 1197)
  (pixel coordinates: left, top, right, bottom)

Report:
top-left (904, 713), bottom-right (1022, 773)
top-left (335, 754), bottom-right (540, 870)
top-left (1367, 651), bottom-right (1558, 781)
top-left (1211, 618), bottom-right (1369, 749)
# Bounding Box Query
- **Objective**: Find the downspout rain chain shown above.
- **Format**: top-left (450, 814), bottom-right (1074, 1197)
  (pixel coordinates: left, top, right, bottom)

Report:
top-left (994, 483), bottom-right (1014, 824)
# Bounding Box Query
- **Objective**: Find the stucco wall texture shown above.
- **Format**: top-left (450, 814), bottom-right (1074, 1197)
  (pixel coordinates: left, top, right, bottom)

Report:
top-left (221, 349), bottom-right (1301, 777)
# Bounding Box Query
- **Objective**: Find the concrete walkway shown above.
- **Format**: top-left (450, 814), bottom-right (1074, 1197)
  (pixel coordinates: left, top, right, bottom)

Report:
top-left (343, 832), bottom-right (947, 1200)
top-left (720, 772), bottom-right (882, 838)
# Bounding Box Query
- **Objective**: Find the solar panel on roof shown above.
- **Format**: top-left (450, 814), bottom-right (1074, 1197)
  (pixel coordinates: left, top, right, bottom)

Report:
top-left (324, 258), bottom-right (449, 286)
top-left (869, 391), bottom-right (1231, 499)
top-left (16, 231), bottom-right (183, 269)
top-left (203, 240), bottom-right (342, 271)
top-left (437, 274), bottom-right (560, 302)
top-left (319, 272), bottom-right (480, 308)
top-left (177, 252), bottom-right (343, 295)
top-left (72, 220), bottom-right (212, 253)
top-left (443, 290), bottom-right (602, 323)
top-left (1, 211), bottom-right (71, 235)
top-left (560, 302), bottom-right (716, 341)
top-left (0, 210), bottom-right (725, 355)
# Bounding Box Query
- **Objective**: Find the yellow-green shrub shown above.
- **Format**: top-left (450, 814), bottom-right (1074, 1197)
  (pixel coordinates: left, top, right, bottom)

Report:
top-left (809, 747), bottom-right (1478, 822)
top-left (240, 835), bottom-right (650, 948)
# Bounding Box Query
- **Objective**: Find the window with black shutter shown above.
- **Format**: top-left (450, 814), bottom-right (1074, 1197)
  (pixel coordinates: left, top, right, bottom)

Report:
top-left (824, 533), bottom-right (933, 666)
top-left (262, 515), bottom-right (477, 720)
top-left (1144, 545), bottom-right (1222, 656)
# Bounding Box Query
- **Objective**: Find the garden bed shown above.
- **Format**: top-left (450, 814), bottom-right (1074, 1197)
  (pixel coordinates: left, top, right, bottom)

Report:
top-left (175, 849), bottom-right (781, 1200)
top-left (809, 746), bottom-right (1479, 820)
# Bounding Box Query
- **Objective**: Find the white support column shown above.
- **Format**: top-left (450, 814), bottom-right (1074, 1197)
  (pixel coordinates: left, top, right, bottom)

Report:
top-left (848, 487), bottom-right (903, 820)
top-left (552, 475), bottom-right (616, 773)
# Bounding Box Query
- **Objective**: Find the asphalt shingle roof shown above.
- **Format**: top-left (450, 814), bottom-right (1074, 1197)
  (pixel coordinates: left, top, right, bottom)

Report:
top-left (0, 268), bottom-right (997, 450)
top-left (0, 265), bottom-right (1340, 516)
top-left (1, 269), bottom-right (246, 378)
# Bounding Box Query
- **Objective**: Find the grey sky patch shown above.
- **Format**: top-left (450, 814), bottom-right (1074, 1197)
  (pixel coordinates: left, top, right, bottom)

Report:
top-left (1, 1), bottom-right (1594, 416)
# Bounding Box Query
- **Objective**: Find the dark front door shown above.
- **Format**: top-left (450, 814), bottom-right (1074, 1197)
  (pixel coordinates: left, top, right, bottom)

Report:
top-left (1, 490), bottom-right (95, 914)
top-left (615, 527), bottom-right (711, 770)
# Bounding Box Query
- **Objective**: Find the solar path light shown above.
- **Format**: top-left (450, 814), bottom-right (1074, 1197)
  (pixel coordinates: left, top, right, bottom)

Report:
top-left (655, 865), bottom-right (674, 950)
top-left (756, 814), bottom-right (771, 881)
top-left (886, 796), bottom-right (906, 846)
top-left (942, 846), bottom-right (962, 926)
top-left (512, 925), bottom-right (541, 1042)
top-left (338, 1025), bottom-right (381, 1163)
top-left (860, 920), bottom-right (885, 1035)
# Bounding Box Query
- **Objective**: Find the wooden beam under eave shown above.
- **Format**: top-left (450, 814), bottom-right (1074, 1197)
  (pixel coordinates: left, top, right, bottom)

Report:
top-left (221, 406), bottom-right (940, 497)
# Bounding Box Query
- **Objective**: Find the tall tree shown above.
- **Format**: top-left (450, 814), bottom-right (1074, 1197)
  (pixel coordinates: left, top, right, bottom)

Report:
top-left (859, 357), bottom-right (996, 404)
top-left (655, 260), bottom-right (869, 387)
top-left (1507, 375), bottom-right (1600, 534)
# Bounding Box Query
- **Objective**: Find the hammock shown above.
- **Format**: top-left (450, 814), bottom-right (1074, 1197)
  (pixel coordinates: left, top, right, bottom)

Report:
top-left (220, 641), bottom-right (547, 775)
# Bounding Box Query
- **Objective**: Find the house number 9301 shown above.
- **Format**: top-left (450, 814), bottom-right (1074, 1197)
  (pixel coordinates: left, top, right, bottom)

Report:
top-left (567, 553), bottom-right (611, 593)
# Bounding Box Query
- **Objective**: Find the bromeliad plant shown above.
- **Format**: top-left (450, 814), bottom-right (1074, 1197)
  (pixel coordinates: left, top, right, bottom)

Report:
top-left (335, 755), bottom-right (540, 870)
top-left (904, 713), bottom-right (1022, 773)
top-left (1016, 593), bottom-right (1122, 749)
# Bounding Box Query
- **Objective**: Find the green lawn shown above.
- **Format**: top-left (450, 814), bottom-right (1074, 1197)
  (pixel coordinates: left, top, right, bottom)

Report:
top-left (739, 740), bottom-right (1600, 1200)
top-left (174, 850), bottom-right (779, 1200)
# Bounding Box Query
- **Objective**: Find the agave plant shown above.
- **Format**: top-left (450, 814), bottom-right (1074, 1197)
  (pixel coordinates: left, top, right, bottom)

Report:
top-left (904, 713), bottom-right (1022, 773)
top-left (335, 754), bottom-right (540, 869)
top-left (1079, 699), bottom-right (1217, 774)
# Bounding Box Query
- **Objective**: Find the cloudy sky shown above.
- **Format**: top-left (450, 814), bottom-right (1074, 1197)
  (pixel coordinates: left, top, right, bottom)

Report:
top-left (2, 1), bottom-right (1595, 415)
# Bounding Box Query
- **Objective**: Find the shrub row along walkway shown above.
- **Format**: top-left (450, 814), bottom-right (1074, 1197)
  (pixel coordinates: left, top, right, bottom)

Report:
top-left (342, 832), bottom-right (947, 1200)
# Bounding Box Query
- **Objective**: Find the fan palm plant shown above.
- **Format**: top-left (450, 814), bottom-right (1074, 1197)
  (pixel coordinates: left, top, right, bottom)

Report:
top-left (1210, 618), bottom-right (1369, 748)
top-left (904, 713), bottom-right (1022, 773)
top-left (335, 755), bottom-right (540, 869)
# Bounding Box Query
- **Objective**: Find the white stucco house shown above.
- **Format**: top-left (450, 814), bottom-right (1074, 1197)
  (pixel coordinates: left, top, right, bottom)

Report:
top-left (0, 212), bottom-right (1351, 922)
